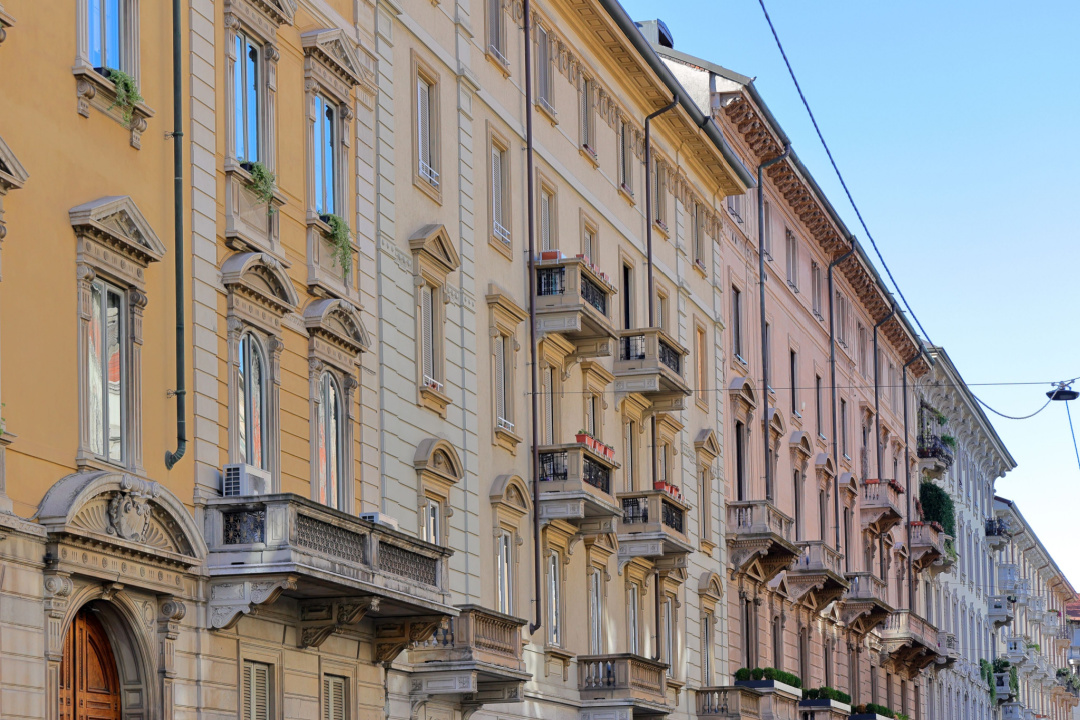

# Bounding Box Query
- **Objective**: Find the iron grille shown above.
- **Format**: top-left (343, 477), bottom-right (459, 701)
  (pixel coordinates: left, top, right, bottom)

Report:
top-left (620, 334), bottom-right (646, 361)
top-left (537, 267), bottom-right (566, 296)
top-left (379, 543), bottom-right (439, 586)
top-left (661, 500), bottom-right (684, 533)
top-left (622, 496), bottom-right (648, 524)
top-left (223, 510), bottom-right (266, 544)
top-left (539, 451), bottom-right (568, 482)
top-left (582, 456), bottom-right (611, 494)
top-left (296, 514), bottom-right (366, 564)
top-left (580, 276), bottom-right (607, 315)
top-left (658, 338), bottom-right (681, 374)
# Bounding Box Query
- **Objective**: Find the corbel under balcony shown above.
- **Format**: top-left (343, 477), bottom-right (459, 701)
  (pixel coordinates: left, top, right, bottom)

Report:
top-left (725, 500), bottom-right (800, 583)
top-left (879, 610), bottom-right (941, 674)
top-left (616, 489), bottom-right (694, 565)
top-left (859, 479), bottom-right (905, 535)
top-left (840, 572), bottom-right (893, 636)
top-left (784, 540), bottom-right (849, 608)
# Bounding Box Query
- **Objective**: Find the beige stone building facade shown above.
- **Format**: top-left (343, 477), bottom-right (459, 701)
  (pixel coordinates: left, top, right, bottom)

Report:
top-left (0, 2), bottom-right (1076, 720)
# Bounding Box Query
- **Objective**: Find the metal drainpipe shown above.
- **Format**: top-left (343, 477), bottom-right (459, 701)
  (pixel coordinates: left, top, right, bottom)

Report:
top-left (755, 145), bottom-right (789, 503)
top-left (643, 97), bottom-right (677, 662)
top-left (872, 305), bottom-right (896, 482)
top-left (902, 349), bottom-right (924, 612)
top-left (827, 246), bottom-right (855, 551)
top-left (524, 0), bottom-right (543, 637)
top-left (164, 0), bottom-right (186, 469)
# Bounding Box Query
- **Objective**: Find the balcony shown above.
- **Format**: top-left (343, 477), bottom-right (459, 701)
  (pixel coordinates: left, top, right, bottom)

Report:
top-left (786, 540), bottom-right (849, 606)
top-left (859, 479), bottom-right (905, 535)
top-left (1006, 637), bottom-right (1029, 666)
top-left (578, 654), bottom-right (669, 715)
top-left (937, 632), bottom-right (960, 668)
top-left (1068, 645), bottom-right (1080, 666)
top-left (986, 516), bottom-right (1010, 550)
top-left (408, 605), bottom-right (529, 701)
top-left (205, 494), bottom-right (454, 662)
top-left (840, 571), bottom-right (893, 635)
top-left (1015, 578), bottom-right (1032, 606)
top-left (1001, 702), bottom-right (1025, 720)
top-left (879, 610), bottom-right (940, 672)
top-left (989, 595), bottom-right (1015, 629)
top-left (999, 563), bottom-right (1020, 595)
top-left (726, 500), bottom-right (800, 582)
top-left (537, 441), bottom-right (621, 531)
top-left (614, 327), bottom-right (692, 405)
top-left (535, 254), bottom-right (619, 356)
top-left (909, 521), bottom-right (944, 572)
top-left (917, 430), bottom-right (954, 479)
top-left (617, 489), bottom-right (694, 563)
top-left (697, 686), bottom-right (762, 719)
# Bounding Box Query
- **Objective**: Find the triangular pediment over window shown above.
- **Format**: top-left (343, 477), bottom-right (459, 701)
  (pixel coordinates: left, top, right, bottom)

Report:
top-left (69, 196), bottom-right (166, 265)
top-left (695, 428), bottom-right (720, 460)
top-left (0, 133), bottom-right (28, 193)
top-left (302, 28), bottom-right (364, 87)
top-left (409, 224), bottom-right (461, 278)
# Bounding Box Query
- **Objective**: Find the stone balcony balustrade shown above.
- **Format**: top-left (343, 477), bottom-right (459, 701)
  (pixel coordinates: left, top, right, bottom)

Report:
top-left (859, 479), bottom-right (905, 535)
top-left (909, 521), bottom-right (944, 572)
top-left (840, 571), bottom-right (893, 635)
top-left (534, 253), bottom-right (619, 356)
top-left (786, 540), bottom-right (849, 606)
top-left (578, 653), bottom-right (670, 716)
top-left (989, 595), bottom-right (1015, 629)
top-left (879, 610), bottom-right (940, 672)
top-left (726, 499), bottom-right (800, 582)
top-left (537, 440), bottom-right (621, 532)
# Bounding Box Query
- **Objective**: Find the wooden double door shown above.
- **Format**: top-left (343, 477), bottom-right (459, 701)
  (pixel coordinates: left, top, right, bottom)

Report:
top-left (59, 607), bottom-right (122, 720)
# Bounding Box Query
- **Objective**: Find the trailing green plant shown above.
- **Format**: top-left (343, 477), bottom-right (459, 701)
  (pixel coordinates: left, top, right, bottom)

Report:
top-left (244, 161), bottom-right (277, 211)
top-left (935, 411), bottom-right (948, 425)
top-left (993, 658), bottom-right (1011, 674)
top-left (1067, 674), bottom-right (1080, 693)
top-left (1010, 666), bottom-right (1020, 696)
top-left (1058, 668), bottom-right (1070, 678)
top-left (104, 68), bottom-right (143, 125)
top-left (896, 714), bottom-right (910, 720)
top-left (919, 481), bottom-right (956, 537)
top-left (940, 433), bottom-right (957, 449)
top-left (1027, 642), bottom-right (1041, 652)
top-left (322, 214), bottom-right (352, 276)
top-left (981, 659), bottom-right (996, 703)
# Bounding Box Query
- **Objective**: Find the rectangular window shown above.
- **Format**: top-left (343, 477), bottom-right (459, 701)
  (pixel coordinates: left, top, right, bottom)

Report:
top-left (536, 26), bottom-right (553, 114)
top-left (703, 618), bottom-right (714, 685)
top-left (789, 350), bottom-right (798, 416)
top-left (625, 420), bottom-right (636, 490)
top-left (88, 279), bottom-right (125, 463)
top-left (735, 420), bottom-right (746, 501)
top-left (494, 335), bottom-right (510, 428)
top-left (417, 76), bottom-right (439, 188)
top-left (658, 441), bottom-right (668, 484)
top-left (762, 200), bottom-right (772, 257)
top-left (841, 398), bottom-right (849, 458)
top-left (628, 584), bottom-right (640, 654)
top-left (542, 366), bottom-right (554, 445)
top-left (696, 327), bottom-right (708, 404)
top-left (322, 675), bottom-right (346, 720)
top-left (88, 0), bottom-right (122, 70)
top-left (811, 261), bottom-right (823, 319)
top-left (582, 225), bottom-right (596, 263)
top-left (580, 78), bottom-right (595, 153)
top-left (815, 375), bottom-right (824, 438)
top-left (420, 284), bottom-right (435, 384)
top-left (654, 162), bottom-right (668, 228)
top-left (858, 324), bottom-right (869, 376)
top-left (889, 362), bottom-right (899, 409)
top-left (234, 32), bottom-right (261, 163)
top-left (836, 293), bottom-right (849, 347)
top-left (656, 291), bottom-right (668, 333)
top-left (727, 193), bottom-right (743, 224)
top-left (548, 552), bottom-right (561, 646)
top-left (242, 660), bottom-right (271, 720)
top-left (584, 394), bottom-right (597, 437)
top-left (486, 0), bottom-right (507, 63)
top-left (622, 264), bottom-right (633, 330)
top-left (785, 229), bottom-right (798, 289)
top-left (496, 531), bottom-right (512, 614)
top-left (313, 95), bottom-right (336, 216)
top-left (693, 203), bottom-right (705, 268)
top-left (491, 142), bottom-right (510, 246)
top-left (619, 121), bottom-right (633, 195)
top-left (422, 497), bottom-right (441, 545)
top-left (589, 570), bottom-right (603, 654)
top-left (764, 322), bottom-right (772, 390)
top-left (663, 599), bottom-right (675, 677)
top-left (731, 286), bottom-right (743, 361)
top-left (540, 187), bottom-right (555, 251)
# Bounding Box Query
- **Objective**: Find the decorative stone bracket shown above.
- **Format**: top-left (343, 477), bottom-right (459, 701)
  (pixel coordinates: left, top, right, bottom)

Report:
top-left (208, 575), bottom-right (298, 630)
top-left (298, 597), bottom-right (380, 649)
top-left (374, 616), bottom-right (448, 664)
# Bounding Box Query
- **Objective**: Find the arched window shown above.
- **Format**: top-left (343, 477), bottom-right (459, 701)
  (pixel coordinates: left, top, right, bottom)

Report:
top-left (238, 333), bottom-right (267, 469)
top-left (317, 373), bottom-right (343, 509)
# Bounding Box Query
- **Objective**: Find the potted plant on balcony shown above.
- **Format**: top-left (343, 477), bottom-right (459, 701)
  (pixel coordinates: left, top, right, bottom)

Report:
top-left (540, 249), bottom-right (563, 262)
top-left (850, 702), bottom-right (896, 719)
top-left (800, 686), bottom-right (852, 712)
top-left (733, 667), bottom-right (803, 696)
top-left (575, 429), bottom-right (595, 450)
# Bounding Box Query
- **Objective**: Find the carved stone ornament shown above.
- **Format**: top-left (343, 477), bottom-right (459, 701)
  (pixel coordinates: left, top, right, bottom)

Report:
top-left (209, 575), bottom-right (298, 629)
top-left (107, 491), bottom-right (153, 542)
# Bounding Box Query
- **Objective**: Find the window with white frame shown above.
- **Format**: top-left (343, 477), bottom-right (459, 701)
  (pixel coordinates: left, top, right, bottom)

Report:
top-left (693, 202), bottom-right (706, 268)
top-left (663, 598), bottom-right (675, 677)
top-left (421, 496), bottom-right (441, 545)
top-left (496, 530), bottom-right (513, 614)
top-left (547, 552), bottom-right (562, 646)
top-left (580, 77), bottom-right (596, 154)
top-left (494, 333), bottom-right (513, 433)
top-left (627, 582), bottom-right (640, 654)
top-left (582, 222), bottom-right (596, 263)
top-left (540, 185), bottom-right (556, 251)
top-left (889, 361), bottom-right (899, 409)
top-left (624, 419), bottom-right (637, 490)
top-left (535, 25), bottom-right (554, 114)
top-left (584, 393), bottom-right (598, 437)
top-left (243, 660), bottom-right (272, 720)
top-left (841, 398), bottom-right (849, 458)
top-left (785, 228), bottom-right (798, 290)
top-left (87, 278), bottom-right (126, 464)
top-left (486, 0), bottom-right (507, 65)
top-left (619, 120), bottom-right (634, 195)
top-left (703, 617), bottom-right (714, 684)
top-left (589, 569), bottom-right (603, 654)
top-left (762, 199), bottom-right (772, 257)
top-left (238, 332), bottom-right (269, 470)
top-left (409, 224), bottom-right (459, 416)
top-left (695, 325), bottom-right (708, 406)
top-left (541, 365), bottom-right (556, 445)
top-left (727, 193), bottom-right (744, 223)
top-left (731, 285), bottom-right (744, 361)
top-left (87, 0), bottom-right (126, 71)
top-left (313, 94), bottom-right (337, 216)
top-left (654, 161), bottom-right (669, 229)
top-left (490, 139), bottom-right (510, 247)
top-left (858, 323), bottom-right (869, 377)
top-left (322, 675), bottom-right (346, 720)
top-left (811, 261), bottom-right (823, 319)
top-left (835, 292), bottom-right (850, 347)
top-left (233, 31), bottom-right (262, 164)
top-left (416, 71), bottom-right (439, 190)
top-left (420, 283), bottom-right (438, 389)
top-left (316, 372), bottom-right (343, 509)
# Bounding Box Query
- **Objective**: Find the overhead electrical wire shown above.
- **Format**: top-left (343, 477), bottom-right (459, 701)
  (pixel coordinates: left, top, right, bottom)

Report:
top-left (756, 0), bottom-right (935, 347)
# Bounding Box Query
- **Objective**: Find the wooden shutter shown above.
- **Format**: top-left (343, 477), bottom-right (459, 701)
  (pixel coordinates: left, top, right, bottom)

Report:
top-left (494, 336), bottom-right (506, 421)
top-left (244, 661), bottom-right (270, 720)
top-left (421, 285), bottom-right (434, 380)
top-left (323, 675), bottom-right (346, 720)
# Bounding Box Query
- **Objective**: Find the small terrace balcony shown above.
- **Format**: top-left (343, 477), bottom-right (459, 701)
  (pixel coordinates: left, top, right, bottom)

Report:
top-left (989, 595), bottom-right (1015, 629)
top-left (786, 540), bottom-right (849, 606)
top-left (1005, 637), bottom-right (1029, 666)
top-left (859, 479), bottom-right (905, 535)
top-left (937, 632), bottom-right (960, 668)
top-left (535, 253), bottom-right (619, 356)
top-left (1001, 702), bottom-right (1025, 720)
top-left (614, 327), bottom-right (692, 403)
top-left (879, 610), bottom-right (940, 672)
top-left (909, 521), bottom-right (944, 572)
top-left (986, 516), bottom-right (1010, 550)
top-left (578, 654), bottom-right (669, 716)
top-left (1015, 578), bottom-right (1032, 606)
top-left (697, 685), bottom-right (763, 719)
top-left (204, 494), bottom-right (454, 662)
top-left (726, 500), bottom-right (800, 582)
top-left (1068, 645), bottom-right (1080, 666)
top-left (840, 572), bottom-right (893, 635)
top-left (616, 489), bottom-right (693, 563)
top-left (999, 563), bottom-right (1020, 595)
top-left (537, 439), bottom-right (621, 531)
top-left (917, 429), bottom-right (954, 479)
top-left (408, 605), bottom-right (529, 701)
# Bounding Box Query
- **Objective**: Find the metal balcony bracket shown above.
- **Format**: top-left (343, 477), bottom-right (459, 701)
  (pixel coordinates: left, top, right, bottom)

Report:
top-left (299, 596), bottom-right (381, 649)
top-left (208, 574), bottom-right (299, 630)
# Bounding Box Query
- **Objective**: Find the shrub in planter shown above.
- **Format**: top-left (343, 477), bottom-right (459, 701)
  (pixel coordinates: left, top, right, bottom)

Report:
top-left (920, 481), bottom-right (956, 537)
top-left (761, 667), bottom-right (802, 688)
top-left (734, 668), bottom-right (752, 682)
top-left (751, 667), bottom-right (764, 681)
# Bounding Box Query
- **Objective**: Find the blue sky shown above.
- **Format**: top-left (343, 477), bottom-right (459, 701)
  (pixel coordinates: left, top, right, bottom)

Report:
top-left (619, 0), bottom-right (1080, 585)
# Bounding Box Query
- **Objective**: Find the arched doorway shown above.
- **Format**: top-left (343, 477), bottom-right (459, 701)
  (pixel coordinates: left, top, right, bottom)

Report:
top-left (59, 606), bottom-right (121, 720)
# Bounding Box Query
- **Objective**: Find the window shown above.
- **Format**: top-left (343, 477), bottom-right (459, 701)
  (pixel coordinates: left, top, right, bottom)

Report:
top-left (313, 95), bottom-right (337, 216)
top-left (547, 552), bottom-right (561, 646)
top-left (535, 25), bottom-right (554, 114)
top-left (798, 627), bottom-right (809, 682)
top-left (238, 332), bottom-right (268, 469)
top-left (540, 185), bottom-right (556, 251)
top-left (654, 162), bottom-right (669, 229)
top-left (496, 531), bottom-right (513, 614)
top-left (323, 675), bottom-right (346, 720)
top-left (584, 394), bottom-right (597, 437)
top-left (772, 617), bottom-right (783, 670)
top-left (541, 366), bottom-right (555, 445)
top-left (785, 229), bottom-right (798, 289)
top-left (421, 497), bottom-right (441, 545)
top-left (628, 583), bottom-right (640, 654)
top-left (663, 599), bottom-right (675, 677)
top-left (858, 324), bottom-right (869, 377)
top-left (316, 373), bottom-right (343, 509)
top-left (490, 139), bottom-right (510, 247)
top-left (734, 420), bottom-right (746, 501)
top-left (656, 290), bottom-right (669, 333)
top-left (727, 193), bottom-right (744, 224)
top-left (731, 286), bottom-right (744, 361)
top-left (762, 200), bottom-right (772, 257)
top-left (87, 279), bottom-right (126, 463)
top-left (233, 32), bottom-right (261, 163)
top-left (815, 374), bottom-right (824, 438)
top-left (582, 223), bottom-right (596, 263)
top-left (696, 326), bottom-right (708, 405)
top-left (811, 261), bottom-right (823, 319)
top-left (580, 77), bottom-right (596, 153)
top-left (703, 618), bottom-right (714, 684)
top-left (741, 598), bottom-right (754, 668)
top-left (836, 292), bottom-right (850, 347)
top-left (625, 420), bottom-right (637, 490)
top-left (889, 362), bottom-right (899, 409)
top-left (416, 74), bottom-right (439, 189)
top-left (494, 334), bottom-right (512, 431)
top-left (819, 489), bottom-right (828, 541)
top-left (486, 0), bottom-right (507, 65)
top-left (589, 570), bottom-right (603, 654)
top-left (841, 398), bottom-right (849, 458)
top-left (789, 350), bottom-right (798, 416)
top-left (421, 283), bottom-right (436, 386)
top-left (622, 264), bottom-right (634, 330)
top-left (658, 441), bottom-right (669, 484)
top-left (692, 202), bottom-right (706, 268)
top-left (764, 322), bottom-right (772, 390)
top-left (793, 470), bottom-right (802, 540)
top-left (88, 0), bottom-right (123, 70)
top-left (824, 639), bottom-right (833, 688)
top-left (243, 660), bottom-right (271, 720)
top-left (618, 120), bottom-right (634, 195)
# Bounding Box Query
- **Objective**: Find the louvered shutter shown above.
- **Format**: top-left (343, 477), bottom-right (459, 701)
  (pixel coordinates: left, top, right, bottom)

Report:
top-left (494, 336), bottom-right (506, 422)
top-left (323, 675), bottom-right (346, 720)
top-left (491, 146), bottom-right (503, 230)
top-left (417, 79), bottom-right (431, 170)
top-left (243, 661), bottom-right (270, 720)
top-left (583, 228), bottom-right (594, 262)
top-left (536, 27), bottom-right (549, 102)
top-left (580, 81), bottom-right (590, 146)
top-left (421, 285), bottom-right (434, 380)
top-left (488, 0), bottom-right (502, 52)
top-left (540, 192), bottom-right (551, 251)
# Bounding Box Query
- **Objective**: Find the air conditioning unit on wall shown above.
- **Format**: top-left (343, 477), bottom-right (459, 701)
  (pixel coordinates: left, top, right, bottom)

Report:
top-left (222, 463), bottom-right (271, 497)
top-left (359, 512), bottom-right (400, 531)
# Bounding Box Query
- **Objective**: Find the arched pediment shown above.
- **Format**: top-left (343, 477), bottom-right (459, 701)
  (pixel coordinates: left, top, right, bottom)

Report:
top-left (815, 453), bottom-right (836, 479)
top-left (221, 251), bottom-right (299, 314)
top-left (69, 196), bottom-right (166, 266)
top-left (698, 571), bottom-right (724, 601)
top-left (695, 428), bottom-right (720, 460)
top-left (35, 471), bottom-right (206, 563)
top-left (729, 375), bottom-right (758, 410)
top-left (839, 472), bottom-right (858, 498)
top-left (303, 298), bottom-right (371, 355)
top-left (0, 133), bottom-right (29, 193)
top-left (413, 438), bottom-right (463, 485)
top-left (767, 407), bottom-right (785, 437)
top-left (489, 474), bottom-right (532, 514)
top-left (789, 431), bottom-right (813, 460)
top-left (409, 224), bottom-right (461, 277)
top-left (302, 28), bottom-right (364, 87)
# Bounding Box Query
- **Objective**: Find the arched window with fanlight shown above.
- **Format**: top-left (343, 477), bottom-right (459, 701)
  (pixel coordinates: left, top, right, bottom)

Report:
top-left (317, 372), bottom-right (344, 509)
top-left (238, 332), bottom-right (268, 469)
